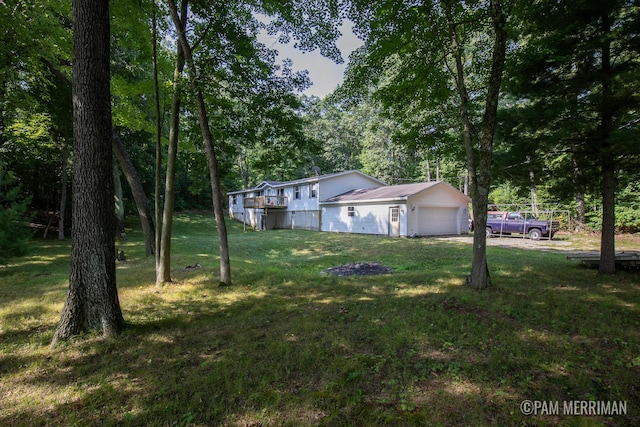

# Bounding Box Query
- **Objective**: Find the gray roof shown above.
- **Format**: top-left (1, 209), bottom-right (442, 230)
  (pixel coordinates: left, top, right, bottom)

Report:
top-left (322, 181), bottom-right (456, 203)
top-left (227, 170), bottom-right (386, 195)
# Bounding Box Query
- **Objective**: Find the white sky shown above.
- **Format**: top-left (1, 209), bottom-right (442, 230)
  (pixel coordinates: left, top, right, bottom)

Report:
top-left (259, 22), bottom-right (363, 98)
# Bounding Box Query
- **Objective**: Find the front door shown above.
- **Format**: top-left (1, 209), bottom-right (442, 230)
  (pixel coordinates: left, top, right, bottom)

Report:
top-left (389, 207), bottom-right (400, 237)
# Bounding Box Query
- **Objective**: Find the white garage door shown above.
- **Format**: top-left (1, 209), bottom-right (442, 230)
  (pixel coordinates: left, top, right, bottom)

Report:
top-left (418, 207), bottom-right (459, 236)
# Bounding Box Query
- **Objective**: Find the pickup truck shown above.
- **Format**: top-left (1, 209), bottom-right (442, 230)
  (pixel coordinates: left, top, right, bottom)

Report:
top-left (485, 211), bottom-right (559, 240)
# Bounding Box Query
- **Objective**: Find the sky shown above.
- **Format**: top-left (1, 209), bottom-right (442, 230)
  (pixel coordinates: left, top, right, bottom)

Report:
top-left (259, 23), bottom-right (363, 98)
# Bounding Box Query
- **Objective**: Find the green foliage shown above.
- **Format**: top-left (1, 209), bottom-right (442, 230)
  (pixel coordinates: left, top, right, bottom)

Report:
top-left (0, 170), bottom-right (32, 264)
top-left (615, 182), bottom-right (640, 233)
top-left (586, 181), bottom-right (640, 233)
top-left (489, 183), bottom-right (529, 205)
top-left (499, 0), bottom-right (640, 204)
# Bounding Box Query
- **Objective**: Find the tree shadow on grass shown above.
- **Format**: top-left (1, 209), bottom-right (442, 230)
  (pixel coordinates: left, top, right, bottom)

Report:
top-left (2, 226), bottom-right (639, 426)
top-left (2, 266), bottom-right (638, 426)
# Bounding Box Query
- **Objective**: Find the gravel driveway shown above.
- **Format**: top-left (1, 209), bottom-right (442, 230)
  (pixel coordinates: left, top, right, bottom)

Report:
top-left (432, 233), bottom-right (588, 254)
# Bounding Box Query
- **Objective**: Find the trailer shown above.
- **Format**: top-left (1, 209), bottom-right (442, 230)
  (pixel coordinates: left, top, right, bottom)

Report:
top-left (567, 251), bottom-right (640, 269)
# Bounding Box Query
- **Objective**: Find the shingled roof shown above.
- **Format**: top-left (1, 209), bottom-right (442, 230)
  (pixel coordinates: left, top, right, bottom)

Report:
top-left (322, 181), bottom-right (444, 203)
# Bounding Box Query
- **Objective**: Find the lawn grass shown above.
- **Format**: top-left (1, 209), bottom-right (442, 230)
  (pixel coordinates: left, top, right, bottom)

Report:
top-left (1, 213), bottom-right (639, 426)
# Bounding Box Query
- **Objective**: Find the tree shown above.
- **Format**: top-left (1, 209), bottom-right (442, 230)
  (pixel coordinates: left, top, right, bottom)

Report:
top-left (157, 0), bottom-right (187, 285)
top-left (52, 0), bottom-right (125, 344)
top-left (166, 0), bottom-right (232, 286)
top-left (0, 169), bottom-right (32, 264)
top-left (503, 0), bottom-right (640, 273)
top-left (341, 0), bottom-right (510, 289)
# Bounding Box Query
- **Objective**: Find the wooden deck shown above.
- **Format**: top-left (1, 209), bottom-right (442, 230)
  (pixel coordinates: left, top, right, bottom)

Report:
top-left (567, 251), bottom-right (640, 269)
top-left (243, 196), bottom-right (288, 209)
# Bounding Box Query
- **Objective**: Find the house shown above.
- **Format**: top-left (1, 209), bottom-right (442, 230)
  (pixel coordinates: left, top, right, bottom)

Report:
top-left (228, 170), bottom-right (386, 231)
top-left (228, 171), bottom-right (470, 237)
top-left (321, 181), bottom-right (471, 237)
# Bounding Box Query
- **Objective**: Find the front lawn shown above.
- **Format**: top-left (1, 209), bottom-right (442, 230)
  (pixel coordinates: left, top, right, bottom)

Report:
top-left (1, 213), bottom-right (638, 426)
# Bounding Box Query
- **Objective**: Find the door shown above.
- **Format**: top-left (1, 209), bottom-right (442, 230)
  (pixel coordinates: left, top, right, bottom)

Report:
top-left (418, 207), bottom-right (459, 236)
top-left (389, 207), bottom-right (400, 237)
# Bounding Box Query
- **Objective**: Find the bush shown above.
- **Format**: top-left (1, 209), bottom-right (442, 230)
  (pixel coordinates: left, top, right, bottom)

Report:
top-left (0, 170), bottom-right (33, 264)
top-left (584, 182), bottom-right (640, 233)
top-left (615, 182), bottom-right (640, 233)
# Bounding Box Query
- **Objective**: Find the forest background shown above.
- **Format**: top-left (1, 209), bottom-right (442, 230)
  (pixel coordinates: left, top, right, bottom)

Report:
top-left (1, 0), bottom-right (639, 263)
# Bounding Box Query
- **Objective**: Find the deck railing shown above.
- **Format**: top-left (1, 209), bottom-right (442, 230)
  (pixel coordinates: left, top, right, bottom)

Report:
top-left (243, 195), bottom-right (288, 209)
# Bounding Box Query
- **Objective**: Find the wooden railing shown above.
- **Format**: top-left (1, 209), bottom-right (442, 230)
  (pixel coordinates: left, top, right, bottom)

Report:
top-left (243, 196), bottom-right (288, 209)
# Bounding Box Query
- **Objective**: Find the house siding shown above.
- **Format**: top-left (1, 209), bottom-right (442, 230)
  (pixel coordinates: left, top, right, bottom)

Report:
top-left (228, 172), bottom-right (469, 237)
top-left (228, 171), bottom-right (384, 231)
top-left (321, 203), bottom-right (407, 236)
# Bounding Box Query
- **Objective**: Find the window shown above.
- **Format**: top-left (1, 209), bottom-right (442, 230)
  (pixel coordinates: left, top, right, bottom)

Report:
top-left (278, 188), bottom-right (284, 197)
top-left (348, 206), bottom-right (355, 217)
top-left (310, 184), bottom-right (317, 198)
top-left (294, 186), bottom-right (301, 199)
top-left (390, 207), bottom-right (399, 222)
top-left (232, 195), bottom-right (237, 205)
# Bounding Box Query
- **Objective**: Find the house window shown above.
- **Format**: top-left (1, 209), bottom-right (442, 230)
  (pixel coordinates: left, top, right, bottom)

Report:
top-left (278, 188), bottom-right (284, 197)
top-left (310, 184), bottom-right (317, 198)
top-left (294, 186), bottom-right (301, 199)
top-left (232, 195), bottom-right (237, 205)
top-left (348, 206), bottom-right (355, 217)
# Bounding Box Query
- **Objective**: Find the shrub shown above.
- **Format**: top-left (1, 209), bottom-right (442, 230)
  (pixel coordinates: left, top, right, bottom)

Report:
top-left (0, 170), bottom-right (33, 264)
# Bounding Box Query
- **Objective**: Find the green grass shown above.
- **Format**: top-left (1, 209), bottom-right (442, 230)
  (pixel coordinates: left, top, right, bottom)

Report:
top-left (1, 213), bottom-right (639, 426)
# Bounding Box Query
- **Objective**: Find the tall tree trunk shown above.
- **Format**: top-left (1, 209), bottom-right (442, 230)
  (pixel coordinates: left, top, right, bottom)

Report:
top-left (600, 156), bottom-right (616, 274)
top-left (113, 160), bottom-right (127, 241)
top-left (529, 166), bottom-right (538, 215)
top-left (598, 12), bottom-right (616, 275)
top-left (574, 192), bottom-right (585, 230)
top-left (167, 0), bottom-right (231, 286)
top-left (157, 3), bottom-right (187, 285)
top-left (446, 0), bottom-right (508, 289)
top-left (52, 0), bottom-right (125, 345)
top-left (152, 0), bottom-right (163, 271)
top-left (572, 153), bottom-right (585, 230)
top-left (112, 131), bottom-right (155, 256)
top-left (425, 154), bottom-right (431, 181)
top-left (58, 142), bottom-right (69, 240)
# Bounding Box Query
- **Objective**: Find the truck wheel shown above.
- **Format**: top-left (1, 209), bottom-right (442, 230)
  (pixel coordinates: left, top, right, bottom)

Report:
top-left (486, 227), bottom-right (492, 238)
top-left (528, 228), bottom-right (542, 240)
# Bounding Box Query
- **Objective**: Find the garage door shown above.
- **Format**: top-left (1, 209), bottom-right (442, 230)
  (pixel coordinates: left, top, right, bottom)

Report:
top-left (418, 207), bottom-right (459, 236)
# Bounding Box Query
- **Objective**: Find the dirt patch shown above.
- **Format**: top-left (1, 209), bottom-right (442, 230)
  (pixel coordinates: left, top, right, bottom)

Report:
top-left (320, 262), bottom-right (392, 277)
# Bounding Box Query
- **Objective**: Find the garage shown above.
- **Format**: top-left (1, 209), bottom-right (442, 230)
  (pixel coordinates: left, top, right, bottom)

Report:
top-left (321, 181), bottom-right (470, 237)
top-left (418, 206), bottom-right (460, 236)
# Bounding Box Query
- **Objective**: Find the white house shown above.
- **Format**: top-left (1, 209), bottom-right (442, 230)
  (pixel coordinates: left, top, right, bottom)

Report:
top-left (228, 170), bottom-right (386, 231)
top-left (320, 181), bottom-right (471, 237)
top-left (229, 172), bottom-right (471, 237)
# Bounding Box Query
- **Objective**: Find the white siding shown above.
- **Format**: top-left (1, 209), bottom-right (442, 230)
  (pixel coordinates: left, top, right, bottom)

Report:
top-left (321, 203), bottom-right (407, 236)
